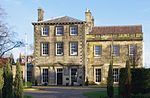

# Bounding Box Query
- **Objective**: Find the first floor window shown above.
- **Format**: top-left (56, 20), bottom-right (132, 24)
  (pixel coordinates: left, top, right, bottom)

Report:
top-left (112, 45), bottom-right (120, 56)
top-left (56, 26), bottom-right (63, 35)
top-left (41, 26), bottom-right (49, 36)
top-left (43, 69), bottom-right (48, 83)
top-left (129, 45), bottom-right (136, 56)
top-left (95, 69), bottom-right (101, 82)
top-left (70, 26), bottom-right (78, 35)
top-left (94, 46), bottom-right (102, 56)
top-left (41, 42), bottom-right (49, 56)
top-left (70, 42), bottom-right (78, 56)
top-left (56, 42), bottom-right (63, 55)
top-left (113, 68), bottom-right (119, 82)
top-left (71, 68), bottom-right (77, 82)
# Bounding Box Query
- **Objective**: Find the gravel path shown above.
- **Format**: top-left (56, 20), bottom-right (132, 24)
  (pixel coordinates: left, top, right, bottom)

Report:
top-left (25, 86), bottom-right (106, 98)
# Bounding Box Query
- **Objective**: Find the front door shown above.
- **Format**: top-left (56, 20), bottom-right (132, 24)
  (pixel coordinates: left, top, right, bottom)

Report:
top-left (57, 68), bottom-right (63, 85)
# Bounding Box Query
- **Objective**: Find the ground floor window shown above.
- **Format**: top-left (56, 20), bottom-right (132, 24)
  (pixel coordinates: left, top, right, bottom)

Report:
top-left (27, 71), bottom-right (32, 82)
top-left (95, 68), bottom-right (101, 82)
top-left (113, 68), bottom-right (119, 82)
top-left (43, 69), bottom-right (48, 83)
top-left (71, 68), bottom-right (77, 82)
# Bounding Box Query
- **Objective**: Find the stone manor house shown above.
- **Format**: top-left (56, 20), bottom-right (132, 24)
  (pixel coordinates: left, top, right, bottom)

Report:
top-left (32, 8), bottom-right (143, 86)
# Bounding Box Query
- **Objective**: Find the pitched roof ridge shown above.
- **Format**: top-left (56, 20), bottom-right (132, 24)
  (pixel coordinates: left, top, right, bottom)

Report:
top-left (93, 25), bottom-right (142, 28)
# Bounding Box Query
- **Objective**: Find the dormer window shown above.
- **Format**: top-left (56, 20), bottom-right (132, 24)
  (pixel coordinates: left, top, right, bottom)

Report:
top-left (70, 26), bottom-right (78, 35)
top-left (56, 26), bottom-right (64, 35)
top-left (41, 26), bottom-right (49, 36)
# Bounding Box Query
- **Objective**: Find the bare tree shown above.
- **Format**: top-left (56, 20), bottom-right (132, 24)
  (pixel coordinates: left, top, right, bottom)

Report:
top-left (0, 6), bottom-right (23, 57)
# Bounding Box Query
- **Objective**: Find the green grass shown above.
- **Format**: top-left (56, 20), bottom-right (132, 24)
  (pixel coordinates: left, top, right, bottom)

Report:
top-left (83, 88), bottom-right (118, 98)
top-left (24, 95), bottom-right (34, 98)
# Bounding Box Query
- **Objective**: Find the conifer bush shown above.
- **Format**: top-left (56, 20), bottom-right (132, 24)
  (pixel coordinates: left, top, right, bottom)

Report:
top-left (2, 60), bottom-right (13, 98)
top-left (107, 62), bottom-right (114, 98)
top-left (14, 61), bottom-right (23, 98)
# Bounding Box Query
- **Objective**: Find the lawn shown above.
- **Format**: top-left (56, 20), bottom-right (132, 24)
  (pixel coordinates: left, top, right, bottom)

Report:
top-left (83, 88), bottom-right (118, 98)
top-left (24, 95), bottom-right (34, 98)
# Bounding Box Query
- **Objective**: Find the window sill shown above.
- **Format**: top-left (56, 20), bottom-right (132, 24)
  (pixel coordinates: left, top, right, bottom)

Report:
top-left (41, 54), bottom-right (49, 57)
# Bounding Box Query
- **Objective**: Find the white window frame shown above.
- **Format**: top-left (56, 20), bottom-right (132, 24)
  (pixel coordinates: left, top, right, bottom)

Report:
top-left (42, 68), bottom-right (48, 83)
top-left (56, 42), bottom-right (63, 56)
top-left (70, 42), bottom-right (78, 56)
top-left (70, 26), bottom-right (78, 35)
top-left (41, 43), bottom-right (49, 56)
top-left (95, 68), bottom-right (101, 83)
top-left (113, 68), bottom-right (119, 83)
top-left (129, 45), bottom-right (136, 56)
top-left (94, 45), bottom-right (102, 56)
top-left (41, 26), bottom-right (49, 36)
top-left (56, 26), bottom-right (63, 35)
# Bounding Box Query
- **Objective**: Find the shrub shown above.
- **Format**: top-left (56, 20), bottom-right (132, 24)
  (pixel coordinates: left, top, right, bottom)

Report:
top-left (119, 68), bottom-right (150, 95)
top-left (2, 60), bottom-right (13, 98)
top-left (119, 68), bottom-right (126, 97)
top-left (14, 61), bottom-right (23, 98)
top-left (107, 62), bottom-right (114, 98)
top-left (131, 68), bottom-right (150, 94)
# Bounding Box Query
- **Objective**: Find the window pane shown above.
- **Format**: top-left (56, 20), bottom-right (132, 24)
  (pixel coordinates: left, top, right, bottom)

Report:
top-left (94, 46), bottom-right (102, 56)
top-left (112, 45), bottom-right (119, 56)
top-left (71, 68), bottom-right (77, 82)
top-left (56, 42), bottom-right (63, 55)
top-left (70, 42), bottom-right (78, 55)
top-left (113, 69), bottom-right (119, 82)
top-left (95, 69), bottom-right (101, 82)
top-left (129, 45), bottom-right (136, 56)
top-left (42, 26), bottom-right (49, 36)
top-left (56, 26), bottom-right (63, 35)
top-left (41, 43), bottom-right (49, 56)
top-left (43, 69), bottom-right (48, 83)
top-left (70, 26), bottom-right (77, 35)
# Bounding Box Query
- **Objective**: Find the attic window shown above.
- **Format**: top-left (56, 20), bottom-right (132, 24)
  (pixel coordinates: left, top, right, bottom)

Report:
top-left (41, 26), bottom-right (49, 36)
top-left (70, 26), bottom-right (78, 35)
top-left (56, 26), bottom-right (64, 35)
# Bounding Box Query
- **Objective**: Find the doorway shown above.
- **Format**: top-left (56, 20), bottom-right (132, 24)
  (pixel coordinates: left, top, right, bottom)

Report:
top-left (57, 68), bottom-right (63, 85)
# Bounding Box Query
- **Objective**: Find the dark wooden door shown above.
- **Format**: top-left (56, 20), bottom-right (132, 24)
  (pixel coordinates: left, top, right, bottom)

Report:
top-left (57, 73), bottom-right (63, 85)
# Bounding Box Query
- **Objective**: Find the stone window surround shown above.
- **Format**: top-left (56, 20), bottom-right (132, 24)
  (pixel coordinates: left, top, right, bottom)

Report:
top-left (41, 26), bottom-right (49, 36)
top-left (41, 67), bottom-right (49, 84)
top-left (94, 67), bottom-right (102, 84)
top-left (129, 44), bottom-right (137, 56)
top-left (70, 25), bottom-right (78, 36)
top-left (41, 42), bottom-right (49, 56)
top-left (94, 45), bottom-right (102, 57)
top-left (111, 45), bottom-right (120, 56)
top-left (55, 42), bottom-right (64, 56)
top-left (55, 26), bottom-right (64, 36)
top-left (69, 41), bottom-right (78, 56)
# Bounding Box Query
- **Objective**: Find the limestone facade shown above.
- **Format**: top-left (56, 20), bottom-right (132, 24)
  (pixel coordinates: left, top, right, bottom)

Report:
top-left (32, 8), bottom-right (143, 85)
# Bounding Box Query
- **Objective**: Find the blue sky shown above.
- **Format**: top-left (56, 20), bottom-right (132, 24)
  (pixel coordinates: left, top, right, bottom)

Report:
top-left (1, 0), bottom-right (150, 67)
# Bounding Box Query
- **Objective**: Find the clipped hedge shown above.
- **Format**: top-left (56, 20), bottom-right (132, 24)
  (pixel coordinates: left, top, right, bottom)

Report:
top-left (131, 68), bottom-right (150, 94)
top-left (119, 68), bottom-right (150, 95)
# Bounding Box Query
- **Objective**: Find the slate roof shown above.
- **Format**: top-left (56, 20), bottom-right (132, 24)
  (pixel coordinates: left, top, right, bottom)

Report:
top-left (89, 25), bottom-right (142, 34)
top-left (33, 16), bottom-right (84, 25)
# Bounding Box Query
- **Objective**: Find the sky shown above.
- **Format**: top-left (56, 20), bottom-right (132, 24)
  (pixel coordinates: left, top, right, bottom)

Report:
top-left (1, 0), bottom-right (150, 67)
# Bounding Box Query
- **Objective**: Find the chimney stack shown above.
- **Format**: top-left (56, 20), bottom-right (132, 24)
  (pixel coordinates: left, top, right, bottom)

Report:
top-left (38, 8), bottom-right (44, 21)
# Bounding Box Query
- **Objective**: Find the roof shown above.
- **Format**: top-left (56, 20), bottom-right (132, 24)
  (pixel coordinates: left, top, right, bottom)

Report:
top-left (33, 16), bottom-right (84, 25)
top-left (89, 25), bottom-right (142, 34)
top-left (0, 58), bottom-right (8, 68)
